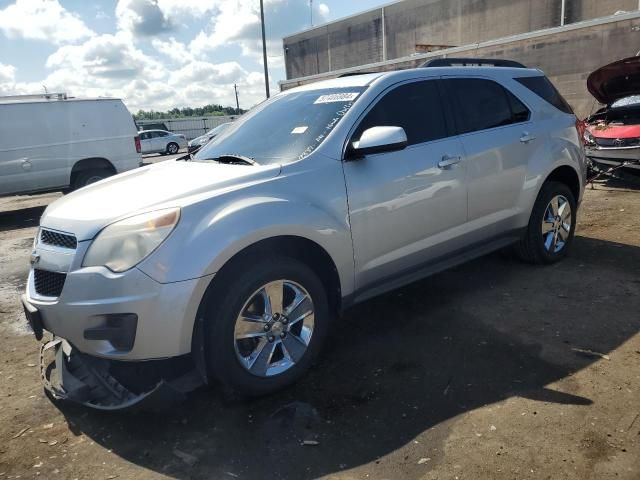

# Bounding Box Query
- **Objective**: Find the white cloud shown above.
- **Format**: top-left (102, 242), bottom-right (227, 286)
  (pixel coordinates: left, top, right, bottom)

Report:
top-left (151, 37), bottom-right (192, 65)
top-left (0, 0), bottom-right (326, 112)
top-left (46, 32), bottom-right (164, 80)
top-left (190, 0), bottom-right (330, 62)
top-left (116, 0), bottom-right (173, 37)
top-left (0, 0), bottom-right (94, 45)
top-left (0, 62), bottom-right (16, 83)
top-left (156, 0), bottom-right (214, 17)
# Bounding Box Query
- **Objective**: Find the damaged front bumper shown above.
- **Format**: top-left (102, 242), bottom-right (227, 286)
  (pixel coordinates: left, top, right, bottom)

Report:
top-left (586, 145), bottom-right (640, 170)
top-left (40, 338), bottom-right (203, 411)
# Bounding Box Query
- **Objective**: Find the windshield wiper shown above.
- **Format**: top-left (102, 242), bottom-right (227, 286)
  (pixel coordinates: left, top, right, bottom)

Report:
top-left (201, 154), bottom-right (258, 166)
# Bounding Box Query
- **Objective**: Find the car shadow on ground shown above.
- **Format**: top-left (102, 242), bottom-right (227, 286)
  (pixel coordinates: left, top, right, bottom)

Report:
top-left (55, 235), bottom-right (640, 479)
top-left (0, 205), bottom-right (46, 232)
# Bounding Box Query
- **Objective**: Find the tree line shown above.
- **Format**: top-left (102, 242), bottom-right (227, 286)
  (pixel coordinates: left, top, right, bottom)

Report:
top-left (134, 104), bottom-right (246, 120)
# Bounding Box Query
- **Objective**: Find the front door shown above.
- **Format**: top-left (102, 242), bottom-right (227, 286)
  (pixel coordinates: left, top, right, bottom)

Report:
top-left (343, 79), bottom-right (468, 291)
top-left (139, 131), bottom-right (153, 153)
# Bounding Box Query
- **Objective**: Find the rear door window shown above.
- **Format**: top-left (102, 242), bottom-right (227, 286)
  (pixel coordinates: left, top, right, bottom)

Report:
top-left (515, 76), bottom-right (574, 114)
top-left (445, 78), bottom-right (528, 134)
top-left (353, 80), bottom-right (449, 146)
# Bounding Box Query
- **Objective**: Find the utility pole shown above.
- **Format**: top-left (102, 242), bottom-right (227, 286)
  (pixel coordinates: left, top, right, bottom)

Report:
top-left (310, 0), bottom-right (313, 26)
top-left (233, 84), bottom-right (240, 113)
top-left (259, 0), bottom-right (270, 98)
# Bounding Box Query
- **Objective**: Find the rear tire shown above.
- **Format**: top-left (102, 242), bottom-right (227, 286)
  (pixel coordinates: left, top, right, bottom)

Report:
top-left (72, 169), bottom-right (112, 191)
top-left (203, 256), bottom-right (329, 396)
top-left (515, 181), bottom-right (577, 264)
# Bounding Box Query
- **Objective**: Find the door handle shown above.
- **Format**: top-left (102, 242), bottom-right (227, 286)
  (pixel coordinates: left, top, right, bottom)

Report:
top-left (438, 155), bottom-right (462, 169)
top-left (520, 132), bottom-right (536, 144)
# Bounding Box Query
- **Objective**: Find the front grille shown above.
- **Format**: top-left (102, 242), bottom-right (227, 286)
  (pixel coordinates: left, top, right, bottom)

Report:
top-left (34, 269), bottom-right (67, 297)
top-left (40, 229), bottom-right (77, 249)
top-left (595, 137), bottom-right (640, 148)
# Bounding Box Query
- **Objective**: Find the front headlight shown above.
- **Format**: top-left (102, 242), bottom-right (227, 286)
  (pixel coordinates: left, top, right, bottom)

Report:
top-left (583, 130), bottom-right (596, 146)
top-left (197, 137), bottom-right (209, 145)
top-left (83, 208), bottom-right (180, 273)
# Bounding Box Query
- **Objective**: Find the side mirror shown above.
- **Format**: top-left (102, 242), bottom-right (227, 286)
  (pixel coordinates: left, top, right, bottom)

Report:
top-left (348, 126), bottom-right (408, 159)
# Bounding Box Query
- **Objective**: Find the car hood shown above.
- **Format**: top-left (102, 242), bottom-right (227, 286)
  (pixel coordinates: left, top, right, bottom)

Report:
top-left (587, 56), bottom-right (640, 105)
top-left (41, 160), bottom-right (281, 240)
top-left (587, 123), bottom-right (640, 139)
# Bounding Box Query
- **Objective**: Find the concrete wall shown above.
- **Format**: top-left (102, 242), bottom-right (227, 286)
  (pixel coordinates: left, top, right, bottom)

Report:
top-left (281, 13), bottom-right (640, 118)
top-left (284, 0), bottom-right (639, 79)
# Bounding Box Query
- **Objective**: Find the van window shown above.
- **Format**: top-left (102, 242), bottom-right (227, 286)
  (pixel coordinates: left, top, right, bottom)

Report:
top-left (353, 80), bottom-right (448, 146)
top-left (445, 78), bottom-right (522, 134)
top-left (515, 76), bottom-right (574, 114)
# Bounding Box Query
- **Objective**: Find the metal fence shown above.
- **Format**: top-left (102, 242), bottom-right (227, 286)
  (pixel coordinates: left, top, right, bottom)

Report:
top-left (136, 115), bottom-right (238, 140)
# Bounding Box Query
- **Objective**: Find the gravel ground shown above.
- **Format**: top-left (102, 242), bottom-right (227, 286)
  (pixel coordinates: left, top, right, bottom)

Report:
top-left (0, 177), bottom-right (638, 480)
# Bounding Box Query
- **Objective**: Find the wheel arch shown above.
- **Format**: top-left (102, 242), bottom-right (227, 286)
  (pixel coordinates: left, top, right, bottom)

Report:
top-left (189, 235), bottom-right (343, 383)
top-left (70, 157), bottom-right (116, 185)
top-left (543, 165), bottom-right (581, 203)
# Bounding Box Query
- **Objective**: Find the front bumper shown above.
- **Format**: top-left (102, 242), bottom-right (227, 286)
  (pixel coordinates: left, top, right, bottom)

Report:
top-left (586, 145), bottom-right (640, 170)
top-left (40, 338), bottom-right (202, 410)
top-left (26, 266), bottom-right (212, 360)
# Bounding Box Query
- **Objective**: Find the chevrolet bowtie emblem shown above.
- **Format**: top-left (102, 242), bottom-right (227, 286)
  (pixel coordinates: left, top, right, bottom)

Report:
top-left (30, 252), bottom-right (40, 265)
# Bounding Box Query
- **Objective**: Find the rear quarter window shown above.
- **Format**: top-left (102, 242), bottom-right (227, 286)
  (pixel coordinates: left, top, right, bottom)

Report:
top-left (515, 76), bottom-right (574, 114)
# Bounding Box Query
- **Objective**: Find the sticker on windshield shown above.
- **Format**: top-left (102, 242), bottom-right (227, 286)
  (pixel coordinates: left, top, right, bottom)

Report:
top-left (314, 92), bottom-right (360, 104)
top-left (291, 126), bottom-right (308, 134)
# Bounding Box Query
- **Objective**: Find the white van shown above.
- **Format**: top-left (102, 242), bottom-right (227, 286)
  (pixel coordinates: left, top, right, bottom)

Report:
top-left (0, 93), bottom-right (142, 196)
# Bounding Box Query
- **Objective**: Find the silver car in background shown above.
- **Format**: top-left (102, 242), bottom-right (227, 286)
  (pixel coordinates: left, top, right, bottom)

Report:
top-left (188, 123), bottom-right (232, 153)
top-left (22, 60), bottom-right (585, 409)
top-left (139, 129), bottom-right (187, 155)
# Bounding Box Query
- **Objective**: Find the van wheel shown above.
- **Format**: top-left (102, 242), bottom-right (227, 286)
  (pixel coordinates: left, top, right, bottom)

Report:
top-left (166, 142), bottom-right (179, 155)
top-left (204, 256), bottom-right (329, 396)
top-left (515, 181), bottom-right (577, 264)
top-left (72, 169), bottom-right (112, 191)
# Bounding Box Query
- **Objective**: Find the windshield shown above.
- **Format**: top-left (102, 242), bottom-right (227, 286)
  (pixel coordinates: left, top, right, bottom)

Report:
top-left (612, 95), bottom-right (640, 108)
top-left (204, 123), bottom-right (230, 137)
top-left (194, 87), bottom-right (365, 165)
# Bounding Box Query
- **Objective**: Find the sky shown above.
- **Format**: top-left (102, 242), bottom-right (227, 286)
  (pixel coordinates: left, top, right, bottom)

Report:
top-left (0, 0), bottom-right (391, 112)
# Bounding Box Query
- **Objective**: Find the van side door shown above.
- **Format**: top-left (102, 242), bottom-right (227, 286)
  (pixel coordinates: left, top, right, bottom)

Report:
top-left (342, 79), bottom-right (468, 292)
top-left (442, 77), bottom-right (534, 236)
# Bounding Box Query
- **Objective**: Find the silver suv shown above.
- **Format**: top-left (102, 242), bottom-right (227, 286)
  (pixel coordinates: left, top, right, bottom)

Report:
top-left (23, 61), bottom-right (585, 408)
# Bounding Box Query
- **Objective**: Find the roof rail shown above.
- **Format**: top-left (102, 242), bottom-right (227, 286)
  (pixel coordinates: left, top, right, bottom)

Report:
top-left (338, 71), bottom-right (380, 78)
top-left (421, 58), bottom-right (527, 68)
top-left (0, 92), bottom-right (68, 101)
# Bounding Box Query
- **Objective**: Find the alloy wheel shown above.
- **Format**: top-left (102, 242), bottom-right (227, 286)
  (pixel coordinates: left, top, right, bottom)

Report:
top-left (233, 280), bottom-right (315, 377)
top-left (541, 194), bottom-right (572, 253)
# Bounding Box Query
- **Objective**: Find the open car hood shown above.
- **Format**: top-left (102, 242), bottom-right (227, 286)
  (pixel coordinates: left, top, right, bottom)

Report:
top-left (587, 56), bottom-right (640, 105)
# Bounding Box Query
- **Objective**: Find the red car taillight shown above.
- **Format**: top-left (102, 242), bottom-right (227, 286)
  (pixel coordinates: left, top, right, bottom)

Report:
top-left (134, 136), bottom-right (141, 153)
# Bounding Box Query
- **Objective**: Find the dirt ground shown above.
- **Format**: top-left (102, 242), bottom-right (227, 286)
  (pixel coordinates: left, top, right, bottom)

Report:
top-left (0, 177), bottom-right (638, 480)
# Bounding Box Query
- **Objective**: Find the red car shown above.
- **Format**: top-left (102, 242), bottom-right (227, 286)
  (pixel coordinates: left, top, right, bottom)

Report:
top-left (584, 55), bottom-right (640, 173)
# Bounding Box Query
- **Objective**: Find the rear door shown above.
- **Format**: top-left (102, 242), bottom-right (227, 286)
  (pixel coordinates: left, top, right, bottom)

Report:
top-left (442, 77), bottom-right (534, 233)
top-left (343, 79), bottom-right (468, 290)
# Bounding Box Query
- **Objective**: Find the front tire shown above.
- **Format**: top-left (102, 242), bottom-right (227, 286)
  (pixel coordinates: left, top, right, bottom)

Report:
top-left (166, 142), bottom-right (179, 155)
top-left (515, 181), bottom-right (577, 264)
top-left (204, 256), bottom-right (329, 396)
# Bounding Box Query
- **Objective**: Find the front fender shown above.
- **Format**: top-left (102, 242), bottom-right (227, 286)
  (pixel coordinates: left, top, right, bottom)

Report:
top-left (138, 194), bottom-right (355, 296)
